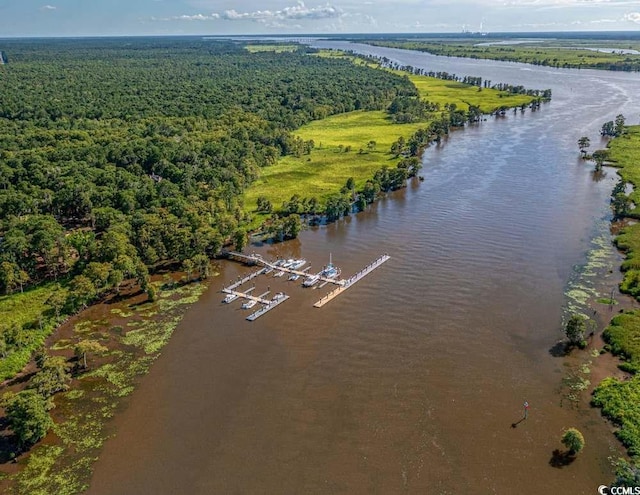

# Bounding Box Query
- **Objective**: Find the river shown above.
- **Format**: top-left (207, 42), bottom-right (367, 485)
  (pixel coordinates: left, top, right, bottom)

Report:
top-left (87, 42), bottom-right (640, 494)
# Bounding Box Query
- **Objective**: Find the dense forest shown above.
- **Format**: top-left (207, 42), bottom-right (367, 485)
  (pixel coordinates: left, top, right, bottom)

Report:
top-left (0, 38), bottom-right (425, 382)
top-left (0, 39), bottom-right (417, 301)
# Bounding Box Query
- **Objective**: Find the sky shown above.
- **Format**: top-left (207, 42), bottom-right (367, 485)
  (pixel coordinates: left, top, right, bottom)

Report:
top-left (1, 0), bottom-right (640, 37)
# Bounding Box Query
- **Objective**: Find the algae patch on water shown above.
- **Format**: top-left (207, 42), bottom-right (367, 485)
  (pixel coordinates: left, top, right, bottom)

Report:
top-left (1, 280), bottom-right (211, 495)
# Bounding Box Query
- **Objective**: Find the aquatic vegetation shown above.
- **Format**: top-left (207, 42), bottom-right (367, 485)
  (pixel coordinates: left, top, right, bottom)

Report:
top-left (0, 280), bottom-right (211, 494)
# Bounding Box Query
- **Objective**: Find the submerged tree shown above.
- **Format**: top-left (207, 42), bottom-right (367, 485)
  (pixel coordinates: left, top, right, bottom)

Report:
top-left (74, 339), bottom-right (108, 369)
top-left (591, 149), bottom-right (609, 171)
top-left (565, 314), bottom-right (587, 348)
top-left (561, 428), bottom-right (585, 455)
top-left (577, 136), bottom-right (590, 158)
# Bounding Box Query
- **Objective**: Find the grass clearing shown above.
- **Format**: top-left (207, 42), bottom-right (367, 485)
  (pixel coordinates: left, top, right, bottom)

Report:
top-left (0, 283), bottom-right (64, 329)
top-left (245, 110), bottom-right (424, 213)
top-left (244, 44), bottom-right (298, 53)
top-left (0, 283), bottom-right (69, 380)
top-left (244, 59), bottom-right (536, 218)
top-left (406, 74), bottom-right (533, 113)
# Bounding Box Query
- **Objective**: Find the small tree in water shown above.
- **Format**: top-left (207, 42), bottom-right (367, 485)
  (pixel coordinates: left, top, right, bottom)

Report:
top-left (561, 428), bottom-right (585, 455)
top-left (565, 314), bottom-right (587, 348)
top-left (577, 136), bottom-right (590, 158)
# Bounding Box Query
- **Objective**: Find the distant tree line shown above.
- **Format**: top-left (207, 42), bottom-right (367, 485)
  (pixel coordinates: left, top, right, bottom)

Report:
top-left (358, 53), bottom-right (552, 100)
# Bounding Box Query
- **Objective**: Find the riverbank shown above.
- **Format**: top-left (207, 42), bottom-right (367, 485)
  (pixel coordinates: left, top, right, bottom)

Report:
top-left (589, 126), bottom-right (640, 478)
top-left (0, 274), bottom-right (211, 494)
top-left (244, 53), bottom-right (537, 220)
top-left (362, 39), bottom-right (640, 71)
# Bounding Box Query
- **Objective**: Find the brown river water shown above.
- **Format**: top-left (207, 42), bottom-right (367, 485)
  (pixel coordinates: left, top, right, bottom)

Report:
top-left (88, 43), bottom-right (640, 494)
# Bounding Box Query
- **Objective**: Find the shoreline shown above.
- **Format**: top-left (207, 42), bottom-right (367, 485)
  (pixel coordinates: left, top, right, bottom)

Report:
top-left (0, 273), bottom-right (213, 493)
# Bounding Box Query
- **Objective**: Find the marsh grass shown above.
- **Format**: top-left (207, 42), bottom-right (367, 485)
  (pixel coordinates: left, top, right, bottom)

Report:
top-left (0, 283), bottom-right (70, 380)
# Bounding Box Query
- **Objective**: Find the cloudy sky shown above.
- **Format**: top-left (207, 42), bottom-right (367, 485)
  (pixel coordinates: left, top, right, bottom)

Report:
top-left (2, 0), bottom-right (640, 37)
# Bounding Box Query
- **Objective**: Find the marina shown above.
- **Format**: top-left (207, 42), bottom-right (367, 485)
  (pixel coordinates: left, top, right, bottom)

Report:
top-left (222, 251), bottom-right (390, 319)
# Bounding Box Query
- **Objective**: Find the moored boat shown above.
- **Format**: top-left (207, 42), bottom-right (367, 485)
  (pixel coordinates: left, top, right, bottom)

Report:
top-left (223, 293), bottom-right (238, 303)
top-left (303, 274), bottom-right (320, 287)
top-left (272, 292), bottom-right (286, 302)
top-left (241, 299), bottom-right (257, 309)
top-left (289, 258), bottom-right (307, 270)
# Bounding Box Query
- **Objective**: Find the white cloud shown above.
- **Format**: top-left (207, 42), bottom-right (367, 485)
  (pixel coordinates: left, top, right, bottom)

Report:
top-left (220, 1), bottom-right (343, 22)
top-left (152, 13), bottom-right (220, 21)
top-left (624, 11), bottom-right (640, 22)
top-left (175, 13), bottom-right (220, 21)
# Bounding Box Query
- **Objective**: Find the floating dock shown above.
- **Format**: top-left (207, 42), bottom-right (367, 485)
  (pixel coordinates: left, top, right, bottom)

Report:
top-left (246, 295), bottom-right (290, 321)
top-left (225, 267), bottom-right (266, 291)
top-left (313, 254), bottom-right (390, 308)
top-left (222, 251), bottom-right (390, 318)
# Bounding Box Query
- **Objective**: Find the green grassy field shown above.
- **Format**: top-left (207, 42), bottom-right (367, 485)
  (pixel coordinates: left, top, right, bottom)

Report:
top-left (608, 126), bottom-right (640, 208)
top-left (406, 74), bottom-right (533, 112)
top-left (245, 110), bottom-right (425, 213)
top-left (0, 283), bottom-right (61, 329)
top-left (244, 44), bottom-right (298, 53)
top-left (244, 63), bottom-right (535, 218)
top-left (365, 40), bottom-right (640, 71)
top-left (0, 283), bottom-right (68, 380)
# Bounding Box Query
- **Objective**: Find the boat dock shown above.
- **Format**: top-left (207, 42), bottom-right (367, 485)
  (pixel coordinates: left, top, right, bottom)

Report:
top-left (246, 294), bottom-right (290, 321)
top-left (225, 252), bottom-right (343, 288)
top-left (313, 254), bottom-right (390, 308)
top-left (221, 251), bottom-right (390, 319)
top-left (222, 288), bottom-right (271, 306)
top-left (225, 267), bottom-right (266, 291)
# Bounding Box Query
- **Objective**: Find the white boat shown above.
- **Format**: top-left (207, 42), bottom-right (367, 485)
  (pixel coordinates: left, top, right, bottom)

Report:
top-left (272, 292), bottom-right (286, 302)
top-left (223, 293), bottom-right (238, 303)
top-left (321, 253), bottom-right (340, 280)
top-left (322, 264), bottom-right (340, 280)
top-left (288, 273), bottom-right (300, 281)
top-left (273, 270), bottom-right (285, 277)
top-left (242, 299), bottom-right (257, 309)
top-left (289, 259), bottom-right (307, 270)
top-left (303, 274), bottom-right (320, 287)
top-left (281, 259), bottom-right (295, 268)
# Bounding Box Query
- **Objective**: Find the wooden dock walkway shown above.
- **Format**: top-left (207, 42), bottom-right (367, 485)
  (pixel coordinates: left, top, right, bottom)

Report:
top-left (225, 252), bottom-right (343, 288)
top-left (313, 254), bottom-right (390, 308)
